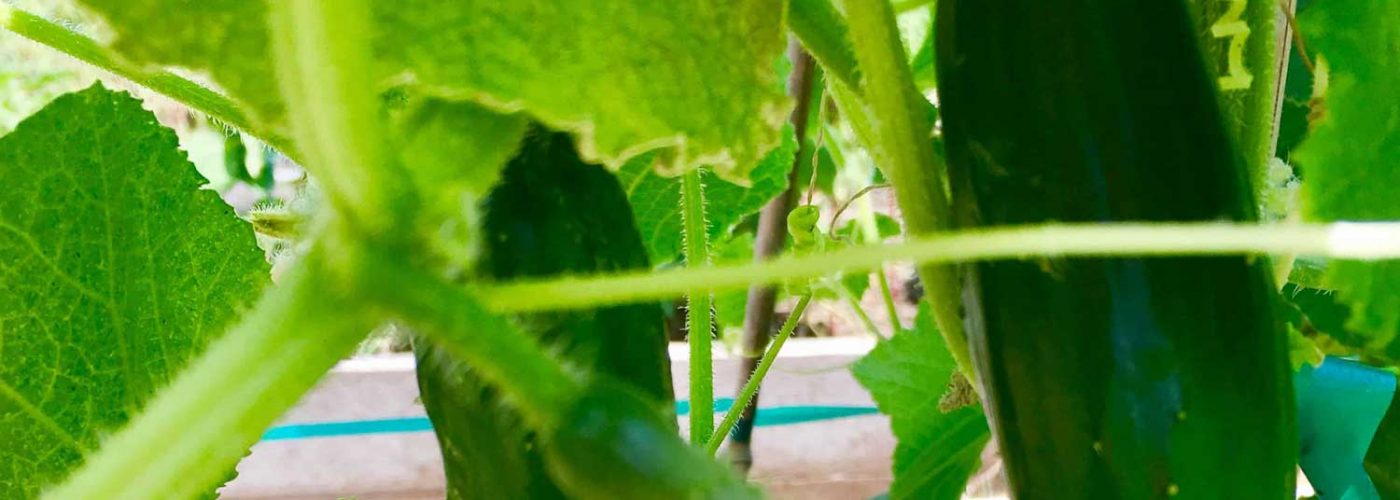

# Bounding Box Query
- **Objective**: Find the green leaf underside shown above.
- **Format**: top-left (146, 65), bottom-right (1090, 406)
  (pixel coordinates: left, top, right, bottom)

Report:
top-left (392, 98), bottom-right (530, 268)
top-left (0, 84), bottom-right (267, 497)
top-left (74, 0), bottom-right (789, 181)
top-left (851, 303), bottom-right (989, 499)
top-left (618, 126), bottom-right (798, 263)
top-left (1292, 1), bottom-right (1400, 362)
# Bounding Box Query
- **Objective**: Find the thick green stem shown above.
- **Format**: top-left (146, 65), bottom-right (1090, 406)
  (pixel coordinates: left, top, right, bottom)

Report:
top-left (787, 0), bottom-right (860, 92)
top-left (482, 222), bottom-right (1400, 313)
top-left (681, 169), bottom-right (714, 445)
top-left (708, 294), bottom-right (813, 455)
top-left (364, 255), bottom-right (580, 429)
top-left (825, 0), bottom-right (974, 376)
top-left (269, 0), bottom-right (406, 235)
top-left (44, 251), bottom-right (377, 500)
top-left (0, 4), bottom-right (298, 159)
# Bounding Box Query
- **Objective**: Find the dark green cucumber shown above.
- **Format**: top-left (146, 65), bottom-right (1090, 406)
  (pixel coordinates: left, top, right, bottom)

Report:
top-left (414, 128), bottom-right (672, 499)
top-left (544, 381), bottom-right (760, 500)
top-left (936, 0), bottom-right (1295, 498)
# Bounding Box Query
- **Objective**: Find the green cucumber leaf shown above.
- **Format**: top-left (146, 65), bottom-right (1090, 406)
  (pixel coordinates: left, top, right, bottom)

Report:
top-left (1287, 284), bottom-right (1400, 364)
top-left (391, 98), bottom-right (528, 270)
top-left (376, 1), bottom-right (790, 180)
top-left (1326, 260), bottom-right (1400, 355)
top-left (619, 126), bottom-right (797, 263)
top-left (1291, 3), bottom-right (1400, 491)
top-left (73, 0), bottom-right (788, 180)
top-left (71, 0), bottom-right (281, 126)
top-left (1367, 381), bottom-right (1400, 498)
top-left (1290, 0), bottom-right (1400, 365)
top-left (851, 302), bottom-right (989, 500)
top-left (0, 84), bottom-right (268, 497)
top-left (393, 98), bottom-right (528, 206)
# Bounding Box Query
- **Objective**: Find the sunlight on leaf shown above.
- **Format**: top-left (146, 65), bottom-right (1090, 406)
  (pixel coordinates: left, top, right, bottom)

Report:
top-left (74, 0), bottom-right (789, 180)
top-left (0, 84), bottom-right (267, 497)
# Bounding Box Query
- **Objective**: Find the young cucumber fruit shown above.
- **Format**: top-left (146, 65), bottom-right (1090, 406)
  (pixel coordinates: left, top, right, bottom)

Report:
top-left (414, 129), bottom-right (674, 498)
top-left (935, 0), bottom-right (1296, 498)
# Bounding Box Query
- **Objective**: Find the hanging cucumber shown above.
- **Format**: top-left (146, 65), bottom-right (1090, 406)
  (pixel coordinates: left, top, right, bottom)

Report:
top-left (936, 0), bottom-right (1295, 498)
top-left (414, 128), bottom-right (673, 498)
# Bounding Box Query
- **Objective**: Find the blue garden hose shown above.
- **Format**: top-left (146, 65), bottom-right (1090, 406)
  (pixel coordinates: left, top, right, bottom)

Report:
top-left (1296, 357), bottom-right (1397, 499)
top-left (261, 357), bottom-right (1393, 498)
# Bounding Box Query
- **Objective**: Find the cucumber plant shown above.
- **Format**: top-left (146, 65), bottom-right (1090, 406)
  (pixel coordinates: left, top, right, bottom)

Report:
top-left (0, 0), bottom-right (1396, 499)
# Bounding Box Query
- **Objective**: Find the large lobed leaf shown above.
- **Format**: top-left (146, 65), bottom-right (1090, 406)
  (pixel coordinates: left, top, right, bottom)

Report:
top-left (851, 303), bottom-right (989, 499)
top-left (0, 84), bottom-right (267, 497)
top-left (618, 126), bottom-right (797, 263)
top-left (74, 0), bottom-right (789, 181)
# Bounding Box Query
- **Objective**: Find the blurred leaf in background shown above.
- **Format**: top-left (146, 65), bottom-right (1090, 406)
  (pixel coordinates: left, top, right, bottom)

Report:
top-left (852, 303), bottom-right (989, 499)
top-left (619, 126), bottom-right (797, 263)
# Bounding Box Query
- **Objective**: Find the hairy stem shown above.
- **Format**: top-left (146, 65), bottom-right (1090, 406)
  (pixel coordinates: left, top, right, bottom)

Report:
top-left (45, 251), bottom-right (377, 500)
top-left (731, 40), bottom-right (817, 472)
top-left (681, 169), bottom-right (714, 445)
top-left (481, 222), bottom-right (1400, 313)
top-left (364, 255), bottom-right (580, 429)
top-left (707, 294), bottom-right (813, 455)
top-left (269, 0), bottom-right (407, 235)
top-left (839, 0), bottom-right (976, 379)
top-left (0, 4), bottom-right (298, 158)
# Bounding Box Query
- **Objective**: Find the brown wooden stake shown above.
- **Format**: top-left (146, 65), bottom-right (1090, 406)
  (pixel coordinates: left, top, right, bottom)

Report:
top-left (727, 38), bottom-right (817, 474)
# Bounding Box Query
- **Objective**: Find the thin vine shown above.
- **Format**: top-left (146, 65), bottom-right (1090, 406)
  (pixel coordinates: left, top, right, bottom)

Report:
top-left (481, 221), bottom-right (1400, 313)
top-left (707, 294), bottom-right (814, 455)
